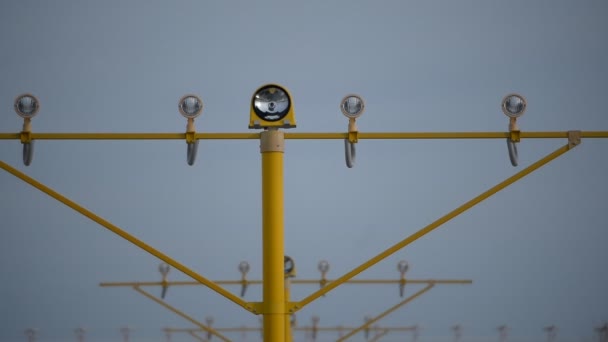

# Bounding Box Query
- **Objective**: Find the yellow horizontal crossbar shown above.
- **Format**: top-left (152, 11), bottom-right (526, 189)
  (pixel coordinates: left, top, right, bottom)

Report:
top-left (1, 131), bottom-right (607, 140)
top-left (99, 279), bottom-right (472, 287)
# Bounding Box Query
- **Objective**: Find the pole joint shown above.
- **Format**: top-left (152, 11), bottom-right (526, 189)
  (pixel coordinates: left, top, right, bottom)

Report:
top-left (568, 130), bottom-right (581, 148)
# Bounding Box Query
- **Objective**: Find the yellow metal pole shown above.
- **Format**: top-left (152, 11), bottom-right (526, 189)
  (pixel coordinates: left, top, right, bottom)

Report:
top-left (0, 160), bottom-right (252, 313)
top-left (337, 283), bottom-right (435, 342)
top-left (132, 286), bottom-right (232, 342)
top-left (294, 143), bottom-right (573, 310)
top-left (260, 129), bottom-right (285, 342)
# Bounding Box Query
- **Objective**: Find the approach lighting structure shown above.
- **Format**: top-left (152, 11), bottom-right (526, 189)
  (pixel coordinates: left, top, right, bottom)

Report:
top-left (178, 94), bottom-right (204, 166)
top-left (249, 84), bottom-right (296, 129)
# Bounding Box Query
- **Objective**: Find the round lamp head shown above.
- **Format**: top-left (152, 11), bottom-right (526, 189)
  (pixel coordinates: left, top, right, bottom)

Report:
top-left (397, 260), bottom-right (409, 274)
top-left (340, 94), bottom-right (365, 119)
top-left (238, 261), bottom-right (250, 274)
top-left (284, 256), bottom-right (295, 274)
top-left (501, 93), bottom-right (527, 118)
top-left (312, 316), bottom-right (320, 324)
top-left (178, 94), bottom-right (203, 118)
top-left (317, 260), bottom-right (330, 273)
top-left (205, 316), bottom-right (214, 326)
top-left (158, 263), bottom-right (170, 276)
top-left (252, 85), bottom-right (291, 122)
top-left (14, 94), bottom-right (40, 118)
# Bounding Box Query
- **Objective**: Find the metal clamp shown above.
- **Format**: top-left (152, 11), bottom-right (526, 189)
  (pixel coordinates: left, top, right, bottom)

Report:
top-left (20, 119), bottom-right (34, 166)
top-left (507, 119), bottom-right (520, 167)
top-left (185, 119), bottom-right (199, 166)
top-left (345, 119), bottom-right (358, 168)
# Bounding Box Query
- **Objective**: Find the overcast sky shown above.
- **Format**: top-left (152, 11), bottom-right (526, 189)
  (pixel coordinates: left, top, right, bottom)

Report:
top-left (1, 1), bottom-right (607, 342)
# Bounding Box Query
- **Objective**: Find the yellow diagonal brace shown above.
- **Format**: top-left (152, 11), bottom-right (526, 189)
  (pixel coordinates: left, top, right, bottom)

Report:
top-left (337, 283), bottom-right (435, 342)
top-left (188, 331), bottom-right (207, 342)
top-left (368, 329), bottom-right (390, 342)
top-left (0, 160), bottom-right (252, 313)
top-left (294, 143), bottom-right (573, 311)
top-left (132, 286), bottom-right (232, 342)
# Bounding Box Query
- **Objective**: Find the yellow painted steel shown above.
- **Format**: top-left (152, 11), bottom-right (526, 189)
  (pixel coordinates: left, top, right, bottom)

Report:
top-left (260, 130), bottom-right (285, 342)
top-left (132, 286), bottom-right (232, 342)
top-left (295, 144), bottom-right (573, 310)
top-left (336, 283), bottom-right (435, 342)
top-left (99, 278), bottom-right (472, 287)
top-left (0, 160), bottom-right (252, 313)
top-left (1, 130), bottom-right (608, 140)
top-left (188, 331), bottom-right (206, 342)
top-left (368, 329), bottom-right (390, 342)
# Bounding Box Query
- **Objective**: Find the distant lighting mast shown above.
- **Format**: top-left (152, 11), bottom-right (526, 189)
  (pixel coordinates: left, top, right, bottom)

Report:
top-left (74, 327), bottom-right (86, 342)
top-left (120, 327), bottom-right (131, 342)
top-left (544, 325), bottom-right (557, 342)
top-left (596, 323), bottom-right (608, 342)
top-left (451, 325), bottom-right (462, 342)
top-left (24, 328), bottom-right (37, 342)
top-left (497, 325), bottom-right (508, 342)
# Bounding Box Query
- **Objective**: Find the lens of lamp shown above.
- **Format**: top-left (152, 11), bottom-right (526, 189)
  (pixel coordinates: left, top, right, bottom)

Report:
top-left (238, 261), bottom-right (250, 274)
top-left (179, 95), bottom-right (203, 118)
top-left (284, 256), bottom-right (294, 273)
top-left (317, 260), bottom-right (330, 273)
top-left (253, 85), bottom-right (290, 122)
top-left (340, 95), bottom-right (365, 118)
top-left (502, 94), bottom-right (526, 118)
top-left (397, 260), bottom-right (409, 273)
top-left (14, 94), bottom-right (40, 118)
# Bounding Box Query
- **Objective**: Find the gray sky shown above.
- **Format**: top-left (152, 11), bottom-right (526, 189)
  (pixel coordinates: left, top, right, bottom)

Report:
top-left (1, 1), bottom-right (607, 341)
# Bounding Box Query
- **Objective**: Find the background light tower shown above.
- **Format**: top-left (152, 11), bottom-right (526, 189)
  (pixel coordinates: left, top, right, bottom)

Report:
top-left (596, 323), bottom-right (608, 342)
top-left (120, 326), bottom-right (131, 342)
top-left (451, 325), bottom-right (462, 342)
top-left (24, 328), bottom-right (37, 342)
top-left (497, 325), bottom-right (508, 342)
top-left (411, 325), bottom-right (420, 342)
top-left (543, 325), bottom-right (557, 342)
top-left (74, 327), bottom-right (86, 342)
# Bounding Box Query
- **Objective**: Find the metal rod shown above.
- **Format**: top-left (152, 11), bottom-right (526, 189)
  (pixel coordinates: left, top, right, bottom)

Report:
top-left (337, 283), bottom-right (434, 341)
top-left (132, 286), bottom-right (232, 342)
top-left (0, 160), bottom-right (252, 313)
top-left (295, 144), bottom-right (573, 310)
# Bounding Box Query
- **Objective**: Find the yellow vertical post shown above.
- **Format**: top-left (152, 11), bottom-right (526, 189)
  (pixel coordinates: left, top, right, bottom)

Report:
top-left (260, 129), bottom-right (285, 342)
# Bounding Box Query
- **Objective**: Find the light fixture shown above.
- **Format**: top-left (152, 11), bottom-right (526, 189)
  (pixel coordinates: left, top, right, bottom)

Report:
top-left (238, 261), bottom-right (250, 274)
top-left (178, 94), bottom-right (204, 165)
top-left (317, 260), bottom-right (330, 273)
top-left (159, 263), bottom-right (170, 299)
top-left (238, 261), bottom-right (250, 297)
top-left (501, 93), bottom-right (527, 167)
top-left (501, 93), bottom-right (527, 118)
top-left (340, 94), bottom-right (365, 168)
top-left (249, 84), bottom-right (296, 129)
top-left (397, 260), bottom-right (409, 274)
top-left (178, 95), bottom-right (203, 119)
top-left (284, 255), bottom-right (296, 278)
top-left (340, 94), bottom-right (365, 119)
top-left (14, 94), bottom-right (40, 118)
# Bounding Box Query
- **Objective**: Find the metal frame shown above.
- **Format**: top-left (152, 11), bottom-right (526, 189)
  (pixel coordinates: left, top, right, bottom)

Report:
top-left (2, 129), bottom-right (605, 342)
